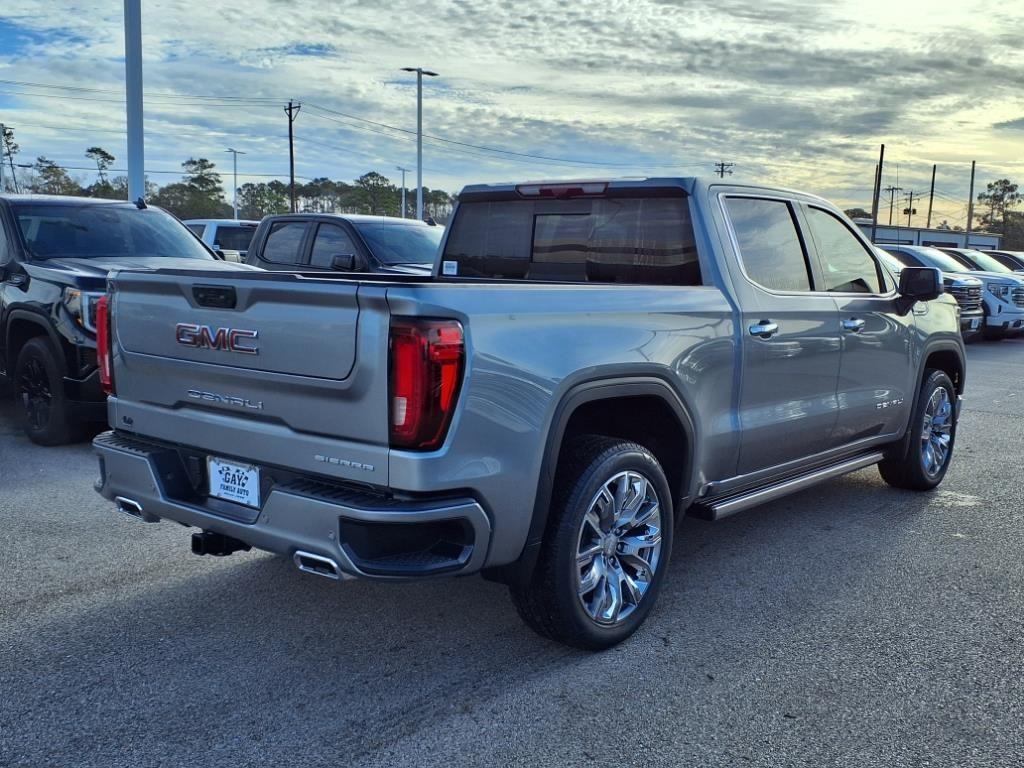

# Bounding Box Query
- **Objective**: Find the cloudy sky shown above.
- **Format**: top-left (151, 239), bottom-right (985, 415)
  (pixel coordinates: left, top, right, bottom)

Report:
top-left (1, 0), bottom-right (1023, 224)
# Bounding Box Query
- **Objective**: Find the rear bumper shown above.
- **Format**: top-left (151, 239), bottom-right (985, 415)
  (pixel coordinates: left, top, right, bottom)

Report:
top-left (93, 431), bottom-right (492, 580)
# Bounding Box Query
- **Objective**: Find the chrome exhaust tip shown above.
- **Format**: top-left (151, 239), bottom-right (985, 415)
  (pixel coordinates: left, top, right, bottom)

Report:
top-left (114, 496), bottom-right (160, 523)
top-left (293, 551), bottom-right (342, 581)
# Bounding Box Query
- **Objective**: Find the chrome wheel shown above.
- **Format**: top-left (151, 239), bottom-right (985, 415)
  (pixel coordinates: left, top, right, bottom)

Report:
top-left (920, 386), bottom-right (953, 477)
top-left (575, 470), bottom-right (663, 626)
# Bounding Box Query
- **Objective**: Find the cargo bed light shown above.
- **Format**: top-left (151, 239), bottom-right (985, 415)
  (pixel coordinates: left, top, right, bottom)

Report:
top-left (515, 182), bottom-right (608, 198)
top-left (389, 318), bottom-right (465, 451)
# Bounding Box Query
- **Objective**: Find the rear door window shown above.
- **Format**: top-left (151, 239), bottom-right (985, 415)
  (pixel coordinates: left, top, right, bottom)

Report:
top-left (805, 207), bottom-right (883, 293)
top-left (442, 196), bottom-right (700, 285)
top-left (214, 225), bottom-right (257, 252)
top-left (310, 224), bottom-right (358, 269)
top-left (724, 197), bottom-right (812, 292)
top-left (261, 221), bottom-right (307, 265)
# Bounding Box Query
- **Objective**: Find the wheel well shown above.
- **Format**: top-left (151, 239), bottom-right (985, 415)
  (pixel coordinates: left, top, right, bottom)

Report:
top-left (560, 395), bottom-right (688, 507)
top-left (924, 349), bottom-right (963, 393)
top-left (6, 318), bottom-right (50, 368)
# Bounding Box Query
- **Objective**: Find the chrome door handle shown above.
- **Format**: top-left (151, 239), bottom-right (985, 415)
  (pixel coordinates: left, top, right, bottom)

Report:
top-left (841, 318), bottom-right (866, 333)
top-left (748, 320), bottom-right (779, 339)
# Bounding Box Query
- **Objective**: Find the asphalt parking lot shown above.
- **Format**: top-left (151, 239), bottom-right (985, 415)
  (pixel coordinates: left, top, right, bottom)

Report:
top-left (2, 341), bottom-right (1023, 768)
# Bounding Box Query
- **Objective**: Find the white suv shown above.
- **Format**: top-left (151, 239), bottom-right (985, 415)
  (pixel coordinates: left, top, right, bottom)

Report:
top-left (184, 219), bottom-right (259, 263)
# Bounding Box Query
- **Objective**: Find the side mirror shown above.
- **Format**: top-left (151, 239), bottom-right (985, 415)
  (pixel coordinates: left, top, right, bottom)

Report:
top-left (898, 266), bottom-right (943, 302)
top-left (331, 253), bottom-right (359, 271)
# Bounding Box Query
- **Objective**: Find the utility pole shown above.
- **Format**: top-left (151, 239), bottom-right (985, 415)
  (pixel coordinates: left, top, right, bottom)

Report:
top-left (123, 0), bottom-right (145, 202)
top-left (401, 67), bottom-right (439, 220)
top-left (284, 100), bottom-right (300, 212)
top-left (965, 160), bottom-right (976, 246)
top-left (226, 148), bottom-right (245, 219)
top-left (904, 191), bottom-right (916, 227)
top-left (884, 185), bottom-right (903, 226)
top-left (0, 124), bottom-right (20, 193)
top-left (926, 164), bottom-right (937, 229)
top-left (396, 166), bottom-right (409, 218)
top-left (714, 161), bottom-right (735, 178)
top-left (870, 144), bottom-right (885, 243)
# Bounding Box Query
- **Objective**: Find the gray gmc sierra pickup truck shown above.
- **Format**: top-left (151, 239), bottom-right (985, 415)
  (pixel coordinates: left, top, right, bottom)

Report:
top-left (93, 178), bottom-right (965, 649)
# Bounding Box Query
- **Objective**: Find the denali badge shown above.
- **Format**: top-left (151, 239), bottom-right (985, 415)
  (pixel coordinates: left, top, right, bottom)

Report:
top-left (175, 323), bottom-right (259, 355)
top-left (187, 389), bottom-right (263, 410)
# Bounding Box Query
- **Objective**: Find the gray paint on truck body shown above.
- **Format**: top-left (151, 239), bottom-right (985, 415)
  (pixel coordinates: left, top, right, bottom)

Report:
top-left (94, 177), bottom-right (964, 578)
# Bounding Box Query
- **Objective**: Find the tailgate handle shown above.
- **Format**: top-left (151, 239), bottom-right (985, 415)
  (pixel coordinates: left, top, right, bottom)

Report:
top-left (192, 285), bottom-right (237, 309)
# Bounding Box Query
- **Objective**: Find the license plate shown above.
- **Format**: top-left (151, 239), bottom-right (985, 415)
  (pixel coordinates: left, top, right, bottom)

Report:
top-left (207, 457), bottom-right (261, 508)
top-left (970, 318), bottom-right (980, 330)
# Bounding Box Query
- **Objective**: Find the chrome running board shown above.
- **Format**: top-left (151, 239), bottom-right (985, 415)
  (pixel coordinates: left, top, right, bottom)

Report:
top-left (695, 452), bottom-right (886, 521)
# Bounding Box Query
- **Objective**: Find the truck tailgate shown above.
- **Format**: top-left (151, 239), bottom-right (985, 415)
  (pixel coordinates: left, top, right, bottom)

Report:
top-left (107, 269), bottom-right (391, 484)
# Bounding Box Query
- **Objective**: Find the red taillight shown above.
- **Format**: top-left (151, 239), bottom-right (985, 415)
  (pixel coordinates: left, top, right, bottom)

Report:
top-left (389, 318), bottom-right (464, 451)
top-left (96, 294), bottom-right (114, 395)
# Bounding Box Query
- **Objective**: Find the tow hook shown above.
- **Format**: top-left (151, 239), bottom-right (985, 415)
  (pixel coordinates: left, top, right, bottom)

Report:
top-left (190, 531), bottom-right (252, 557)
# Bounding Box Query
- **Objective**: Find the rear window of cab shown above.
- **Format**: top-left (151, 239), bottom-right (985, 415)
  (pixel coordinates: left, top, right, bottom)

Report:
top-left (441, 195), bottom-right (701, 286)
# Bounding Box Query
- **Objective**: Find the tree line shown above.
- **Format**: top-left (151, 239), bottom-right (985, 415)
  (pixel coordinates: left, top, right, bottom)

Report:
top-left (2, 129), bottom-right (1020, 244)
top-left (0, 132), bottom-right (455, 222)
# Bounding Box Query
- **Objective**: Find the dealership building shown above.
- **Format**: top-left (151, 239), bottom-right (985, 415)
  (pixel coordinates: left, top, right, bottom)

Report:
top-left (852, 220), bottom-right (1002, 249)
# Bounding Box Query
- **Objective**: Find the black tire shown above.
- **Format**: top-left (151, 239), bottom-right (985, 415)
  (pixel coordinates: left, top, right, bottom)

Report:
top-left (878, 369), bottom-right (956, 491)
top-left (510, 436), bottom-right (674, 650)
top-left (981, 310), bottom-right (1003, 341)
top-left (982, 328), bottom-right (1003, 341)
top-left (13, 337), bottom-right (78, 446)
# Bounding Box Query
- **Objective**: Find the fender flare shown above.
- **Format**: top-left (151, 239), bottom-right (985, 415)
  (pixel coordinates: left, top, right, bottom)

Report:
top-left (890, 338), bottom-right (966, 462)
top-left (4, 308), bottom-right (64, 366)
top-left (484, 374), bottom-right (697, 587)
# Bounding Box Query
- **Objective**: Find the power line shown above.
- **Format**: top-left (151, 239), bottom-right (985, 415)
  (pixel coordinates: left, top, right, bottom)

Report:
top-left (2, 81), bottom-right (701, 170)
top-left (304, 102), bottom-right (706, 169)
top-left (0, 88), bottom-right (282, 109)
top-left (303, 109), bottom-right (711, 172)
top-left (26, 162), bottom-right (307, 179)
top-left (303, 110), bottom-right (629, 169)
top-left (0, 78), bottom-right (282, 105)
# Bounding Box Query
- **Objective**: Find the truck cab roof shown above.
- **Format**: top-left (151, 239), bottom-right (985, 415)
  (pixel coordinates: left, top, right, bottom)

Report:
top-left (456, 177), bottom-right (837, 208)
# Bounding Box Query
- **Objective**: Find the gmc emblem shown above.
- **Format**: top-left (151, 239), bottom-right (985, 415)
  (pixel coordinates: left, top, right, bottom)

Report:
top-left (175, 323), bottom-right (259, 355)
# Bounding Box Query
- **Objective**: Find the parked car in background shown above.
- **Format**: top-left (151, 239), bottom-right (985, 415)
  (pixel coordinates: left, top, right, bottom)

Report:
top-left (938, 248), bottom-right (1024, 338)
top-left (0, 195), bottom-right (259, 444)
top-left (244, 213), bottom-right (439, 275)
top-left (879, 246), bottom-right (984, 340)
top-left (982, 250), bottom-right (1024, 272)
top-left (184, 219), bottom-right (259, 262)
top-left (94, 178), bottom-right (964, 649)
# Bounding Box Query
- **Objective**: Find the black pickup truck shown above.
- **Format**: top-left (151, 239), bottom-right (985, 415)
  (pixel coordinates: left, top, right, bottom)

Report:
top-left (244, 213), bottom-right (439, 275)
top-left (0, 195), bottom-right (254, 444)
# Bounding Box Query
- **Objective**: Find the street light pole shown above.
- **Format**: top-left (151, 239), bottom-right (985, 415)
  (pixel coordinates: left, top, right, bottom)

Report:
top-left (123, 0), bottom-right (145, 203)
top-left (396, 166), bottom-right (409, 218)
top-left (226, 148), bottom-right (245, 219)
top-left (400, 67), bottom-right (438, 220)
